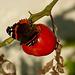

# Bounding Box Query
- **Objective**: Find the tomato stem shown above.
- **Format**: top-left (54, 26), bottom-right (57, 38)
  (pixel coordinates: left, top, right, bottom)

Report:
top-left (50, 14), bottom-right (55, 33)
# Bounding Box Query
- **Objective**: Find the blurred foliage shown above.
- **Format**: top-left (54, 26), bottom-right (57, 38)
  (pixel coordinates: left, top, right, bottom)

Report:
top-left (65, 51), bottom-right (75, 75)
top-left (65, 60), bottom-right (75, 75)
top-left (64, 38), bottom-right (75, 47)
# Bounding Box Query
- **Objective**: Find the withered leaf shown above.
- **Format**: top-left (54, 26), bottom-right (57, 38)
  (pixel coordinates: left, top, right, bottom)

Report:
top-left (59, 56), bottom-right (64, 64)
top-left (44, 65), bottom-right (53, 73)
top-left (44, 59), bottom-right (53, 72)
top-left (56, 44), bottom-right (62, 55)
top-left (55, 44), bottom-right (63, 64)
top-left (50, 70), bottom-right (59, 75)
top-left (0, 54), bottom-right (16, 75)
top-left (0, 68), bottom-right (4, 74)
top-left (46, 59), bottom-right (53, 66)
top-left (55, 56), bottom-right (60, 63)
top-left (6, 62), bottom-right (12, 70)
top-left (37, 69), bottom-right (45, 74)
top-left (57, 62), bottom-right (64, 68)
top-left (57, 66), bottom-right (64, 73)
top-left (0, 54), bottom-right (4, 62)
top-left (38, 59), bottom-right (54, 74)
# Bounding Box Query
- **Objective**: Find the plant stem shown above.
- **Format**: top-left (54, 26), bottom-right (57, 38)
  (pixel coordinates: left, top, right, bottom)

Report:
top-left (0, 37), bottom-right (14, 47)
top-left (28, 0), bottom-right (58, 22)
top-left (50, 14), bottom-right (55, 33)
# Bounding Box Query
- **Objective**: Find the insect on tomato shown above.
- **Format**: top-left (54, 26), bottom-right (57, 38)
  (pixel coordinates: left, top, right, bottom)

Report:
top-left (6, 19), bottom-right (57, 56)
top-left (22, 24), bottom-right (57, 56)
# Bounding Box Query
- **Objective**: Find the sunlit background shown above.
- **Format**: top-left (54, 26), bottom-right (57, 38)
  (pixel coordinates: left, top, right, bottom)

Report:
top-left (0, 0), bottom-right (75, 75)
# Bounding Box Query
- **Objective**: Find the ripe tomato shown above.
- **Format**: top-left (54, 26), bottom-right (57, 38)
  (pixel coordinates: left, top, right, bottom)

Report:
top-left (22, 24), bottom-right (57, 56)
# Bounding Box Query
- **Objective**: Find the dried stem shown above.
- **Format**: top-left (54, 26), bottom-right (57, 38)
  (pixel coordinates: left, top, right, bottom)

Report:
top-left (0, 54), bottom-right (16, 75)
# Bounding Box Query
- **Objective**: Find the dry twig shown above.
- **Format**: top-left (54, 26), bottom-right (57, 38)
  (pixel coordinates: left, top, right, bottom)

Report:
top-left (0, 54), bottom-right (16, 75)
top-left (38, 43), bottom-right (64, 75)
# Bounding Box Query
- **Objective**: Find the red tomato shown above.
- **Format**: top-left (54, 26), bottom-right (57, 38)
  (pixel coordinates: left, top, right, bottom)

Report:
top-left (22, 24), bottom-right (57, 56)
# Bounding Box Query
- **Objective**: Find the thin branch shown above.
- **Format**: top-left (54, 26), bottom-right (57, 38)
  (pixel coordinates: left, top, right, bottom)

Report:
top-left (50, 14), bottom-right (55, 33)
top-left (0, 37), bottom-right (14, 47)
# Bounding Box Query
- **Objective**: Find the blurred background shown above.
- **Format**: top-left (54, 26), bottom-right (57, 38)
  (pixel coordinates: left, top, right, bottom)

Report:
top-left (0, 0), bottom-right (75, 75)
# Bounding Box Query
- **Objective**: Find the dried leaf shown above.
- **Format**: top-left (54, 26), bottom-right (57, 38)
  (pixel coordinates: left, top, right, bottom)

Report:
top-left (50, 70), bottom-right (59, 75)
top-left (52, 66), bottom-right (55, 70)
top-left (37, 69), bottom-right (45, 74)
top-left (50, 71), bottom-right (55, 75)
top-left (44, 59), bottom-right (53, 72)
top-left (54, 25), bottom-right (58, 32)
top-left (12, 64), bottom-right (16, 74)
top-left (46, 59), bottom-right (53, 66)
top-left (55, 56), bottom-right (59, 63)
top-left (38, 59), bottom-right (54, 74)
top-left (57, 66), bottom-right (64, 73)
top-left (0, 54), bottom-right (4, 62)
top-left (57, 62), bottom-right (64, 68)
top-left (6, 62), bottom-right (12, 70)
top-left (0, 68), bottom-right (3, 74)
top-left (55, 44), bottom-right (63, 65)
top-left (56, 72), bottom-right (59, 75)
top-left (0, 54), bottom-right (16, 75)
top-left (44, 65), bottom-right (53, 73)
top-left (56, 44), bottom-right (62, 55)
top-left (59, 56), bottom-right (64, 64)
top-left (54, 43), bottom-right (64, 74)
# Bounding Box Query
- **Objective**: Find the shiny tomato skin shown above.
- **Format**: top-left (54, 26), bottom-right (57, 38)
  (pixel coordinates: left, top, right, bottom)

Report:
top-left (22, 24), bottom-right (57, 56)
